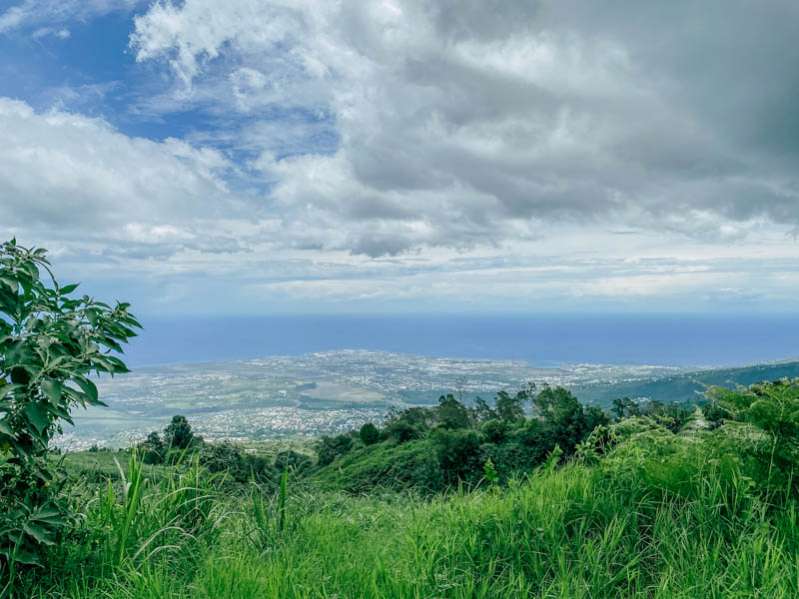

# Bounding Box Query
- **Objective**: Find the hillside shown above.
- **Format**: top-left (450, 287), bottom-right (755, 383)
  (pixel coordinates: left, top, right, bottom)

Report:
top-left (13, 378), bottom-right (799, 597)
top-left (574, 359), bottom-right (799, 406)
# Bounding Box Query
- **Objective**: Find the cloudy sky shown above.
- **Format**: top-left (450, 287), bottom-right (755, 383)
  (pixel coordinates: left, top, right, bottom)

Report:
top-left (1, 0), bottom-right (798, 316)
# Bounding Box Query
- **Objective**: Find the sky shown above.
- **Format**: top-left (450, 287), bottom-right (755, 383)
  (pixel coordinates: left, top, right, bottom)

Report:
top-left (1, 0), bottom-right (798, 317)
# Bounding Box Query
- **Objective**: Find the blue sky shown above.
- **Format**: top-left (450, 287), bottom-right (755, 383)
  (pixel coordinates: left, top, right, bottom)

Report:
top-left (1, 0), bottom-right (798, 317)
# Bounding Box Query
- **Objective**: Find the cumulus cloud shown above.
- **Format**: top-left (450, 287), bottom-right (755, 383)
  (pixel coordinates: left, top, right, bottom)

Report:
top-left (129, 0), bottom-right (799, 258)
top-left (2, 0), bottom-right (799, 313)
top-left (0, 98), bottom-right (255, 255)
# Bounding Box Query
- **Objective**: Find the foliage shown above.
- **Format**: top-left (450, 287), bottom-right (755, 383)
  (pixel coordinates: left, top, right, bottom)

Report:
top-left (138, 432), bottom-right (165, 465)
top-left (273, 450), bottom-right (312, 474)
top-left (0, 239), bottom-right (138, 587)
top-left (384, 406), bottom-right (434, 443)
top-left (433, 429), bottom-right (483, 485)
top-left (310, 439), bottom-right (443, 493)
top-left (164, 415), bottom-right (198, 451)
top-left (199, 442), bottom-right (274, 484)
top-left (250, 470), bottom-right (290, 553)
top-left (494, 389), bottom-right (527, 422)
top-left (315, 434), bottom-right (354, 466)
top-left (470, 397), bottom-right (497, 423)
top-left (709, 379), bottom-right (799, 489)
top-left (358, 422), bottom-right (380, 446)
top-left (480, 418), bottom-right (508, 443)
top-left (436, 394), bottom-right (472, 429)
top-left (27, 408), bottom-right (799, 598)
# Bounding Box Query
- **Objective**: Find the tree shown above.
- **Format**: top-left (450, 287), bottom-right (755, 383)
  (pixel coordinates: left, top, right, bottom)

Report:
top-left (359, 422), bottom-right (380, 445)
top-left (480, 418), bottom-right (508, 443)
top-left (386, 419), bottom-right (421, 443)
top-left (611, 397), bottom-right (640, 420)
top-left (436, 394), bottom-right (471, 429)
top-left (471, 397), bottom-right (497, 423)
top-left (384, 407), bottom-right (433, 442)
top-left (139, 431), bottom-right (165, 464)
top-left (164, 415), bottom-right (196, 450)
top-left (316, 434), bottom-right (354, 466)
top-left (495, 390), bottom-right (525, 422)
top-left (0, 239), bottom-right (139, 576)
top-left (434, 429), bottom-right (483, 485)
top-left (534, 386), bottom-right (605, 455)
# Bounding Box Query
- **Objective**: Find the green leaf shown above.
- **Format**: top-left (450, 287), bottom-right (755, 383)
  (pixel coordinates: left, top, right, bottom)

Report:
top-left (0, 382), bottom-right (20, 400)
top-left (0, 276), bottom-right (18, 293)
top-left (0, 418), bottom-right (12, 436)
top-left (23, 522), bottom-right (56, 546)
top-left (41, 379), bottom-right (63, 405)
top-left (74, 376), bottom-right (99, 405)
top-left (8, 548), bottom-right (43, 566)
top-left (58, 283), bottom-right (79, 295)
top-left (24, 402), bottom-right (49, 434)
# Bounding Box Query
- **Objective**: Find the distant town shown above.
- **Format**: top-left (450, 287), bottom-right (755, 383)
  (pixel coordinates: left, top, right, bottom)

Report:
top-left (60, 350), bottom-right (688, 449)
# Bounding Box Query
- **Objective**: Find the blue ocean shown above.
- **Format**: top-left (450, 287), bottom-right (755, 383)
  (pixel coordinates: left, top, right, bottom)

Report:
top-left (122, 314), bottom-right (799, 369)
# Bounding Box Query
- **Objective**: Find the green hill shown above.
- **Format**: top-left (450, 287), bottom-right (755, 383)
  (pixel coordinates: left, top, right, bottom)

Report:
top-left (573, 360), bottom-right (799, 406)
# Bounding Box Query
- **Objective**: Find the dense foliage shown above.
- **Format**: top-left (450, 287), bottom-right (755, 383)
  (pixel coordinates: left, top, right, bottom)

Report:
top-left (12, 377), bottom-right (799, 598)
top-left (0, 240), bottom-right (138, 592)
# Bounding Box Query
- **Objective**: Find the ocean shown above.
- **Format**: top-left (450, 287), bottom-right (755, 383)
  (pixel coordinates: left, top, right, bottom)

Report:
top-left (121, 314), bottom-right (799, 369)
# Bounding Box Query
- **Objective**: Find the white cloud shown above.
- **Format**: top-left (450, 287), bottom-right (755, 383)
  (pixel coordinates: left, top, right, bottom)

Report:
top-left (0, 98), bottom-right (248, 246)
top-left (3, 1), bottom-right (799, 314)
top-left (130, 0), bottom-right (799, 261)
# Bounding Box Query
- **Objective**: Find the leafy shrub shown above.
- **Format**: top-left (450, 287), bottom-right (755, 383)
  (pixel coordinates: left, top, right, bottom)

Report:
top-left (274, 449), bottom-right (312, 474)
top-left (359, 422), bottom-right (380, 445)
top-left (709, 379), bottom-right (799, 490)
top-left (436, 394), bottom-right (471, 429)
top-left (384, 407), bottom-right (434, 442)
top-left (433, 429), bottom-right (484, 485)
top-left (200, 442), bottom-right (274, 484)
top-left (386, 419), bottom-right (422, 443)
top-left (0, 239), bottom-right (138, 583)
top-left (316, 434), bottom-right (354, 466)
top-left (480, 418), bottom-right (508, 443)
top-left (138, 431), bottom-right (165, 465)
top-left (164, 415), bottom-right (198, 451)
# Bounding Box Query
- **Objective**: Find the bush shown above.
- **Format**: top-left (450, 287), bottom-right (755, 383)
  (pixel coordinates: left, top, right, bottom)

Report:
top-left (274, 449), bottom-right (312, 473)
top-left (433, 429), bottom-right (484, 486)
top-left (316, 434), bottom-right (354, 466)
top-left (200, 442), bottom-right (275, 484)
top-left (164, 415), bottom-right (197, 450)
top-left (385, 420), bottom-right (420, 443)
top-left (480, 418), bottom-right (509, 443)
top-left (359, 422), bottom-right (380, 445)
top-left (0, 239), bottom-right (138, 582)
top-left (138, 431), bottom-right (165, 465)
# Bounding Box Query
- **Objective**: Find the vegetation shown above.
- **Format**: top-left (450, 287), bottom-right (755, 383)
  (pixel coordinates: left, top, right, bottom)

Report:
top-left (15, 378), bottom-right (799, 598)
top-left (0, 239), bottom-right (139, 593)
top-left (6, 240), bottom-right (799, 597)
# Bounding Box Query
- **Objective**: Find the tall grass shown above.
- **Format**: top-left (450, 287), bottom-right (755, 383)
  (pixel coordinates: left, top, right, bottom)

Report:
top-left (27, 431), bottom-right (799, 598)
